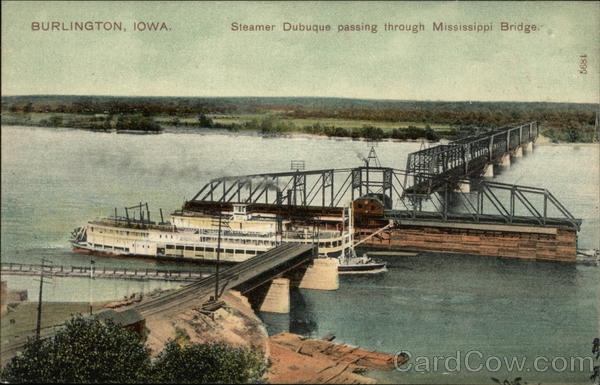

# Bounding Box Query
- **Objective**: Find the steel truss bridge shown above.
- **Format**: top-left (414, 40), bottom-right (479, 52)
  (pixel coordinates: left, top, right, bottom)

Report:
top-left (188, 122), bottom-right (580, 230)
top-left (404, 121), bottom-right (538, 196)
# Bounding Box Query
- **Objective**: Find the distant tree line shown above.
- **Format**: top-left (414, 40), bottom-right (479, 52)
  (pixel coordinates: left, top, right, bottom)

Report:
top-left (162, 114), bottom-right (215, 129)
top-left (2, 96), bottom-right (597, 141)
top-left (184, 116), bottom-right (443, 140)
top-left (300, 123), bottom-right (440, 140)
top-left (541, 120), bottom-right (598, 143)
top-left (3, 96), bottom-right (595, 128)
top-left (115, 115), bottom-right (161, 132)
top-left (35, 114), bottom-right (162, 132)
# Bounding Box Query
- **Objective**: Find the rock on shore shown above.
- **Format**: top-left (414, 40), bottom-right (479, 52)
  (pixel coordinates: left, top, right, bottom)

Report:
top-left (141, 289), bottom-right (401, 383)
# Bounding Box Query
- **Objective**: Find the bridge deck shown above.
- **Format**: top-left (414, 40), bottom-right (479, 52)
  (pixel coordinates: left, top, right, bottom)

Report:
top-left (135, 243), bottom-right (315, 317)
top-left (0, 263), bottom-right (210, 282)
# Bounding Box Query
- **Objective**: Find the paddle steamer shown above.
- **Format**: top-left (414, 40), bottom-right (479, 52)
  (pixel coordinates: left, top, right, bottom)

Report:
top-left (71, 202), bottom-right (351, 264)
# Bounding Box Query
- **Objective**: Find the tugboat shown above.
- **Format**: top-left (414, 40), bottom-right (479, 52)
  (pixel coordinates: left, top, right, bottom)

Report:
top-left (576, 248), bottom-right (599, 266)
top-left (337, 247), bottom-right (387, 274)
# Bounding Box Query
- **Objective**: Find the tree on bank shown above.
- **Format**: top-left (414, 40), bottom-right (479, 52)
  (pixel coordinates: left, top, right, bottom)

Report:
top-left (0, 317), bottom-right (151, 383)
top-left (1, 316), bottom-right (267, 384)
top-left (150, 341), bottom-right (267, 384)
top-left (198, 114), bottom-right (214, 128)
top-left (115, 115), bottom-right (162, 132)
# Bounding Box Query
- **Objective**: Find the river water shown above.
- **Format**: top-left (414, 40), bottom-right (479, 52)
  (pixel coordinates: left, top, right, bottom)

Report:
top-left (1, 125), bottom-right (598, 383)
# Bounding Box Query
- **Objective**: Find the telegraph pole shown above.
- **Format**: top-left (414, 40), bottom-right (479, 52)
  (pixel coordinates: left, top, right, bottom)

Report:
top-left (211, 210), bottom-right (229, 300)
top-left (36, 257), bottom-right (52, 340)
top-left (215, 213), bottom-right (222, 300)
top-left (36, 271), bottom-right (44, 340)
top-left (89, 257), bottom-right (95, 315)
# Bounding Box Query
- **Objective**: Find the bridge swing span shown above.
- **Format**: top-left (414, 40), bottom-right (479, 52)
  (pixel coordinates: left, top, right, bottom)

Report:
top-left (188, 122), bottom-right (579, 232)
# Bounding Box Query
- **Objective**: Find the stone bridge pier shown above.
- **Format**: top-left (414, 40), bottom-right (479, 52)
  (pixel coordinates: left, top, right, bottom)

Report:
top-left (243, 258), bottom-right (339, 314)
top-left (483, 138), bottom-right (535, 178)
top-left (461, 137), bottom-right (536, 190)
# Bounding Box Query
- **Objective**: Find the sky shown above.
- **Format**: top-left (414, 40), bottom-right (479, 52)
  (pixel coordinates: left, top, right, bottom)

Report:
top-left (1, 1), bottom-right (599, 103)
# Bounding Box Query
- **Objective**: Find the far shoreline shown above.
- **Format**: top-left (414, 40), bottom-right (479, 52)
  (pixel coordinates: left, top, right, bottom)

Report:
top-left (2, 123), bottom-right (598, 146)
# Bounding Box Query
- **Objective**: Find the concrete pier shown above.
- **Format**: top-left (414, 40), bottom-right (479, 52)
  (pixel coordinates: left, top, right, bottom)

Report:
top-left (483, 164), bottom-right (494, 178)
top-left (247, 257), bottom-right (339, 314)
top-left (289, 258), bottom-right (339, 291)
top-left (513, 146), bottom-right (523, 158)
top-left (499, 153), bottom-right (511, 167)
top-left (525, 141), bottom-right (534, 153)
top-left (258, 278), bottom-right (290, 314)
top-left (454, 181), bottom-right (471, 193)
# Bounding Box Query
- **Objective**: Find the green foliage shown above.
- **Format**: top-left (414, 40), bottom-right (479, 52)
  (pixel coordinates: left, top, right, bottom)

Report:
top-left (358, 125), bottom-right (385, 140)
top-left (490, 376), bottom-right (540, 385)
top-left (257, 116), bottom-right (276, 133)
top-left (1, 316), bottom-right (267, 384)
top-left (3, 95), bottom-right (596, 142)
top-left (174, 327), bottom-right (191, 347)
top-left (541, 120), bottom-right (598, 143)
top-left (331, 126), bottom-right (349, 137)
top-left (150, 341), bottom-right (267, 384)
top-left (303, 122), bottom-right (442, 141)
top-left (1, 316), bottom-right (151, 383)
top-left (115, 115), bottom-right (162, 132)
top-left (566, 122), bottom-right (582, 142)
top-left (49, 115), bottom-right (63, 127)
top-left (303, 122), bottom-right (324, 135)
top-left (198, 114), bottom-right (214, 128)
top-left (237, 115), bottom-right (295, 134)
top-left (396, 125), bottom-right (438, 140)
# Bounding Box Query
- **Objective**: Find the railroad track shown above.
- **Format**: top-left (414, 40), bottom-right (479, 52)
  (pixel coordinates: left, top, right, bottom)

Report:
top-left (1, 325), bottom-right (62, 365)
top-left (135, 244), bottom-right (313, 317)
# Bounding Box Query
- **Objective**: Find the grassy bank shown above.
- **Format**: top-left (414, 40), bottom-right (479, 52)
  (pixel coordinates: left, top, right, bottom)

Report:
top-left (1, 301), bottom-right (108, 340)
top-left (0, 111), bottom-right (463, 140)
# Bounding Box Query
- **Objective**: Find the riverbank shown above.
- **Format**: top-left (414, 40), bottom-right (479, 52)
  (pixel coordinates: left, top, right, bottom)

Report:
top-left (268, 332), bottom-right (399, 384)
top-left (0, 290), bottom-right (399, 383)
top-left (1, 119), bottom-right (444, 142)
top-left (3, 122), bottom-right (598, 146)
top-left (140, 289), bottom-right (400, 383)
top-left (536, 134), bottom-right (599, 146)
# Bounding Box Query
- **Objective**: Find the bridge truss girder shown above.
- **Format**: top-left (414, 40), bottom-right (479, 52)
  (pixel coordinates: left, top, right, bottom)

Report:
top-left (389, 179), bottom-right (580, 230)
top-left (191, 167), bottom-right (406, 210)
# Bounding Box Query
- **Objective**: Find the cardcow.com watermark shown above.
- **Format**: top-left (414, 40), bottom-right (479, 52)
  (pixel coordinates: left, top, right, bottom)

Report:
top-left (394, 350), bottom-right (596, 374)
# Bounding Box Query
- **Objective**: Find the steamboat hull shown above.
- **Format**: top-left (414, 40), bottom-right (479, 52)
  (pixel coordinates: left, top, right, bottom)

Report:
top-left (338, 262), bottom-right (387, 274)
top-left (72, 241), bottom-right (257, 265)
